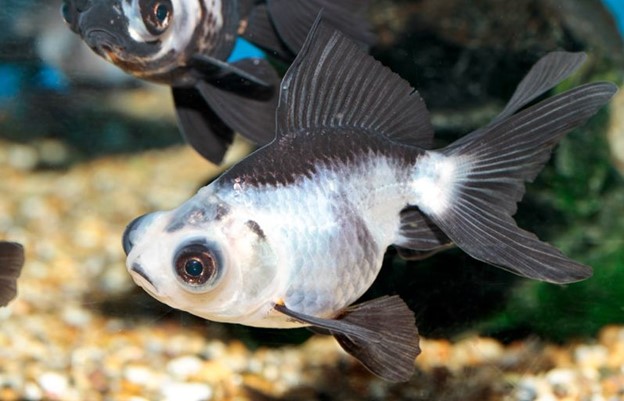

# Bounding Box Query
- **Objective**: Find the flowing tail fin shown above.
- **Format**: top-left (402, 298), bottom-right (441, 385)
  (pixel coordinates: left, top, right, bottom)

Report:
top-left (412, 82), bottom-right (617, 283)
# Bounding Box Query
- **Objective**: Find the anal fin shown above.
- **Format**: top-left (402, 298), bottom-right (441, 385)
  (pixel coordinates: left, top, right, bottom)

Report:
top-left (275, 295), bottom-right (420, 382)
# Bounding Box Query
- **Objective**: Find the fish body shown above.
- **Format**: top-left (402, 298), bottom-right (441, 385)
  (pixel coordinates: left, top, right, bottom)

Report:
top-left (63, 0), bottom-right (238, 86)
top-left (123, 20), bottom-right (616, 381)
top-left (62, 0), bottom-right (374, 163)
top-left (0, 241), bottom-right (25, 307)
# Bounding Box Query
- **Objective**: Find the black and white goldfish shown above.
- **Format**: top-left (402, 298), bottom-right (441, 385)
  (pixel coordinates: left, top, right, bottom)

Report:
top-left (121, 20), bottom-right (616, 381)
top-left (0, 241), bottom-right (25, 307)
top-left (61, 0), bottom-right (374, 163)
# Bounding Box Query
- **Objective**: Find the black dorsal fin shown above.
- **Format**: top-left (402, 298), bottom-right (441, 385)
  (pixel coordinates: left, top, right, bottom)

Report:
top-left (275, 16), bottom-right (434, 148)
top-left (267, 0), bottom-right (375, 54)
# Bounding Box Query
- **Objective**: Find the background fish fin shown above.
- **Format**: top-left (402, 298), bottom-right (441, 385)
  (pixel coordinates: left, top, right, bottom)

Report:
top-left (241, 3), bottom-right (294, 60)
top-left (276, 296), bottom-right (420, 382)
top-left (276, 17), bottom-right (434, 148)
top-left (267, 0), bottom-right (375, 54)
top-left (172, 87), bottom-right (233, 164)
top-left (425, 82), bottom-right (617, 283)
top-left (190, 54), bottom-right (274, 90)
top-left (0, 241), bottom-right (25, 307)
top-left (195, 75), bottom-right (278, 147)
top-left (394, 208), bottom-right (453, 255)
top-left (205, 58), bottom-right (278, 100)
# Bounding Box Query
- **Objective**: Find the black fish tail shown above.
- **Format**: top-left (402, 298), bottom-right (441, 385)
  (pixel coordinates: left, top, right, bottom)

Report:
top-left (417, 82), bottom-right (616, 283)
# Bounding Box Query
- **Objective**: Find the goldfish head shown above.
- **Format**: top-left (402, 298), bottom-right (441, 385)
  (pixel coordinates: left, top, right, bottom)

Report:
top-left (122, 187), bottom-right (282, 325)
top-left (61, 0), bottom-right (233, 83)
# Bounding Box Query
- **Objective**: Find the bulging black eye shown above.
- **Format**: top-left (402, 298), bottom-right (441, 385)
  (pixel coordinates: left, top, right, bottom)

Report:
top-left (140, 0), bottom-right (173, 36)
top-left (173, 242), bottom-right (221, 290)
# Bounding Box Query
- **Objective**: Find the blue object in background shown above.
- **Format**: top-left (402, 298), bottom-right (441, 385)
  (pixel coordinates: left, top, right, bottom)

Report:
top-left (227, 38), bottom-right (266, 62)
top-left (603, 0), bottom-right (624, 38)
top-left (36, 65), bottom-right (69, 92)
top-left (0, 63), bottom-right (69, 104)
top-left (0, 65), bottom-right (22, 102)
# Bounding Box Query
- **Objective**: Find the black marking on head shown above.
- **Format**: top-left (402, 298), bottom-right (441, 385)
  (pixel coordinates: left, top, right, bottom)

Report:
top-left (245, 220), bottom-right (266, 240)
top-left (165, 203), bottom-right (230, 233)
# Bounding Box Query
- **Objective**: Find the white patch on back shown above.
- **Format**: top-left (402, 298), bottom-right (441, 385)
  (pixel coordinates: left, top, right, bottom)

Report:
top-left (411, 151), bottom-right (469, 217)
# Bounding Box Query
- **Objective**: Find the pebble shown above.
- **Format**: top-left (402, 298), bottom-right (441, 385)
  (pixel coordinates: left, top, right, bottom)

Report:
top-left (167, 356), bottom-right (204, 380)
top-left (161, 382), bottom-right (213, 401)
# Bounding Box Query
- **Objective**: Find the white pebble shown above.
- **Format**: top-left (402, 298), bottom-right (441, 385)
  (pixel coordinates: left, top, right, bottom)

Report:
top-left (38, 371), bottom-right (69, 397)
top-left (161, 382), bottom-right (213, 401)
top-left (8, 144), bottom-right (38, 171)
top-left (62, 305), bottom-right (92, 328)
top-left (23, 381), bottom-right (43, 400)
top-left (166, 356), bottom-right (203, 379)
top-left (574, 344), bottom-right (608, 369)
top-left (125, 365), bottom-right (154, 385)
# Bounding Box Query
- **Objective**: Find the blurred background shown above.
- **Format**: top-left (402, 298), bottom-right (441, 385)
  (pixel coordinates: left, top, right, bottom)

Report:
top-left (1, 0), bottom-right (623, 400)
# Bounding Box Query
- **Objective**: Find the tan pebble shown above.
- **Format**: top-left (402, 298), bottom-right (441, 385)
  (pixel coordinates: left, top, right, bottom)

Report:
top-left (0, 387), bottom-right (19, 401)
top-left (605, 344), bottom-right (624, 369)
top-left (574, 344), bottom-right (609, 370)
top-left (601, 373), bottom-right (624, 397)
top-left (243, 374), bottom-right (280, 397)
top-left (119, 379), bottom-right (147, 396)
top-left (451, 337), bottom-right (504, 368)
top-left (197, 360), bottom-right (234, 384)
top-left (416, 338), bottom-right (452, 369)
top-left (543, 345), bottom-right (574, 370)
top-left (599, 325), bottom-right (624, 348)
top-left (221, 341), bottom-right (251, 372)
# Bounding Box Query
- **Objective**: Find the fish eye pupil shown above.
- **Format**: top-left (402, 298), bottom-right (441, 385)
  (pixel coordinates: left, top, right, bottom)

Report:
top-left (185, 258), bottom-right (204, 277)
top-left (140, 0), bottom-right (172, 35)
top-left (155, 4), bottom-right (169, 22)
top-left (173, 242), bottom-right (221, 290)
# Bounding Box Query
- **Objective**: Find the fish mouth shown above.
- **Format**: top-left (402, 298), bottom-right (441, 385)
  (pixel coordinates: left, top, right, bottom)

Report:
top-left (130, 262), bottom-right (159, 295)
top-left (84, 29), bottom-right (123, 60)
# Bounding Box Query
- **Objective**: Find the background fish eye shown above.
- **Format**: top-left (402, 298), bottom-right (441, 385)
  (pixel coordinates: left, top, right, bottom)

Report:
top-left (140, 0), bottom-right (173, 36)
top-left (173, 241), bottom-right (221, 291)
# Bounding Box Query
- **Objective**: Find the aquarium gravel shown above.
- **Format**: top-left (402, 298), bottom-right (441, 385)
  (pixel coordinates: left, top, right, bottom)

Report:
top-left (1, 143), bottom-right (624, 401)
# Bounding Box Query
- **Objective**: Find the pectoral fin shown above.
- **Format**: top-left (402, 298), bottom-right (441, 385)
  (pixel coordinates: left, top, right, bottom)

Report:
top-left (189, 54), bottom-right (274, 91)
top-left (275, 295), bottom-right (420, 382)
top-left (173, 57), bottom-right (279, 163)
top-left (172, 86), bottom-right (234, 164)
